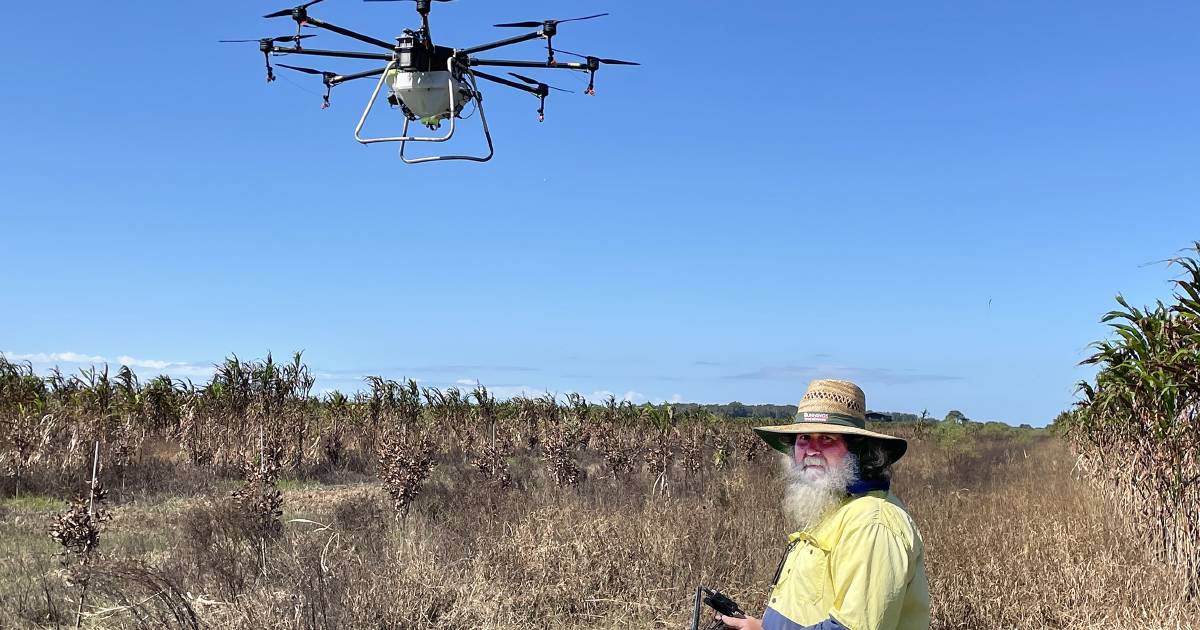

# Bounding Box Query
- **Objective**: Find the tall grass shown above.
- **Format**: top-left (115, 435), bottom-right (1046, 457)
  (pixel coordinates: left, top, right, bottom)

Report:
top-left (1064, 243), bottom-right (1200, 596)
top-left (2, 429), bottom-right (1197, 628)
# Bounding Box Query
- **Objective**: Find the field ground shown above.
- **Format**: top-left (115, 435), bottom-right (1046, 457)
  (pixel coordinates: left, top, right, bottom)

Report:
top-left (2, 434), bottom-right (1199, 629)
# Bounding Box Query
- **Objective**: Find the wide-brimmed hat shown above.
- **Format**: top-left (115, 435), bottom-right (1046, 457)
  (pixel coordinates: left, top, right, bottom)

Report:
top-left (753, 379), bottom-right (907, 466)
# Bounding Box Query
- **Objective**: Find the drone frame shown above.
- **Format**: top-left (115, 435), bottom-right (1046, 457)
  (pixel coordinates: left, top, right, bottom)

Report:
top-left (245, 0), bottom-right (628, 164)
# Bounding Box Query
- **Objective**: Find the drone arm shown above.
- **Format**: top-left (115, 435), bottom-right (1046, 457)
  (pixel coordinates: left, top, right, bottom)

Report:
top-left (302, 17), bottom-right (397, 51)
top-left (467, 68), bottom-right (543, 96)
top-left (456, 31), bottom-right (544, 57)
top-left (467, 58), bottom-right (588, 71)
top-left (330, 66), bottom-right (389, 86)
top-left (270, 46), bottom-right (392, 61)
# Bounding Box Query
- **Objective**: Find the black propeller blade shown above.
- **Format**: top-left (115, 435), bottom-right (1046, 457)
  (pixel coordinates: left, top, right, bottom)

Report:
top-left (222, 35), bottom-right (318, 83)
top-left (219, 34), bottom-right (316, 44)
top-left (506, 73), bottom-right (573, 122)
top-left (277, 63), bottom-right (336, 77)
top-left (508, 72), bottom-right (573, 93)
top-left (275, 64), bottom-right (338, 109)
top-left (363, 0), bottom-right (452, 42)
top-left (494, 13), bottom-right (608, 28)
top-left (264, 0), bottom-right (324, 19)
top-left (552, 48), bottom-right (640, 65)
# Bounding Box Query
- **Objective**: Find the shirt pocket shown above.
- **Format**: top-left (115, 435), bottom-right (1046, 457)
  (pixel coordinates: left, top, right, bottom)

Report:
top-left (786, 535), bottom-right (829, 605)
top-left (792, 532), bottom-right (830, 602)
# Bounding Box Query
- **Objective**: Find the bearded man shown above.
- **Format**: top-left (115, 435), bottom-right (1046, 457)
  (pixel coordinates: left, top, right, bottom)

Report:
top-left (720, 379), bottom-right (930, 630)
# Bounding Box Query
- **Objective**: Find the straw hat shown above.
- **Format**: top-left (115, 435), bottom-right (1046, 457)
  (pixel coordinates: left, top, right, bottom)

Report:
top-left (753, 379), bottom-right (907, 465)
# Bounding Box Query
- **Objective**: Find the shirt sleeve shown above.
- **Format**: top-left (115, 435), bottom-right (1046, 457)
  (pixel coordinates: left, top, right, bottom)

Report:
top-left (763, 608), bottom-right (850, 630)
top-left (825, 522), bottom-right (913, 630)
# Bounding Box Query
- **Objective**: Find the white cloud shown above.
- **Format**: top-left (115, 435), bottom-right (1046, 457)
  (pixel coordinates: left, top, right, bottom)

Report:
top-left (157, 364), bottom-right (217, 378)
top-left (725, 365), bottom-right (961, 385)
top-left (116, 355), bottom-right (191, 370)
top-left (3, 351), bottom-right (106, 364)
top-left (669, 393), bottom-right (685, 404)
top-left (482, 385), bottom-right (544, 399)
top-left (455, 378), bottom-right (478, 386)
top-left (585, 390), bottom-right (646, 403)
top-left (2, 350), bottom-right (214, 378)
top-left (618, 390), bottom-right (646, 403)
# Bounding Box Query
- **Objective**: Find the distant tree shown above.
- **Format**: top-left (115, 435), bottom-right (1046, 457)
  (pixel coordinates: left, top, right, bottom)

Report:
top-left (671, 402), bottom-right (796, 420)
top-left (944, 410), bottom-right (969, 425)
top-left (1047, 410), bottom-right (1075, 436)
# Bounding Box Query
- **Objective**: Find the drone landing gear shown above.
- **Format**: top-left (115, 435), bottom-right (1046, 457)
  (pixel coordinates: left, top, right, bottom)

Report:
top-left (354, 60), bottom-right (494, 163)
top-left (396, 71), bottom-right (494, 164)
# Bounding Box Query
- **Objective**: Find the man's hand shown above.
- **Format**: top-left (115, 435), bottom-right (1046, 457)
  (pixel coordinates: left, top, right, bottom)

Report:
top-left (717, 613), bottom-right (763, 630)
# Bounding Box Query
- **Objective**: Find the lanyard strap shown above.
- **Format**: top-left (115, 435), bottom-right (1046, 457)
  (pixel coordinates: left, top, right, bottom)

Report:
top-left (766, 538), bottom-right (801, 607)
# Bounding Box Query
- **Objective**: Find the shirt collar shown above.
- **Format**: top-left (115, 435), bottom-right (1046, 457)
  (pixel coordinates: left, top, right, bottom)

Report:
top-left (846, 478), bottom-right (890, 495)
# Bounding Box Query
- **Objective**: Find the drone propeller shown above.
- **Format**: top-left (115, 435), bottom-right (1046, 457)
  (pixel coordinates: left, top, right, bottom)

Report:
top-left (493, 14), bottom-right (609, 65)
top-left (220, 34), bottom-right (317, 83)
top-left (506, 73), bottom-right (573, 122)
top-left (264, 0), bottom-right (329, 40)
top-left (276, 63), bottom-right (337, 109)
top-left (363, 0), bottom-right (452, 45)
top-left (549, 48), bottom-right (639, 95)
top-left (277, 63), bottom-right (335, 77)
top-left (507, 73), bottom-right (574, 94)
top-left (551, 48), bottom-right (640, 66)
top-left (493, 13), bottom-right (608, 28)
top-left (264, 0), bottom-right (324, 19)
top-left (218, 34), bottom-right (316, 44)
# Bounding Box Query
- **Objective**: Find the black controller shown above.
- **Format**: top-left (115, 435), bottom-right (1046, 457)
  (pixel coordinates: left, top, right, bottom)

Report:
top-left (690, 586), bottom-right (746, 630)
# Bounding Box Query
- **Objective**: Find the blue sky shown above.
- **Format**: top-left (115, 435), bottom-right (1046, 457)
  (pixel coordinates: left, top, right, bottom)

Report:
top-left (2, 1), bottom-right (1198, 426)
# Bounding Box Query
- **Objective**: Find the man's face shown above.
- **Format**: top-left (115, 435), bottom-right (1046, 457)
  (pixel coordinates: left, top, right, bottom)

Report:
top-left (792, 433), bottom-right (849, 480)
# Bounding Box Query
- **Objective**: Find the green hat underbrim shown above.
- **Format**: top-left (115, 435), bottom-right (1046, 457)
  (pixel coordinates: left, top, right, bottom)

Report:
top-left (752, 422), bottom-right (908, 466)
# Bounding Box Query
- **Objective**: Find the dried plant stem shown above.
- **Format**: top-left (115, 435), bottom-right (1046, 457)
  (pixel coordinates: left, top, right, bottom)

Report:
top-left (87, 441), bottom-right (99, 515)
top-left (259, 420), bottom-right (268, 578)
top-left (76, 440), bottom-right (100, 630)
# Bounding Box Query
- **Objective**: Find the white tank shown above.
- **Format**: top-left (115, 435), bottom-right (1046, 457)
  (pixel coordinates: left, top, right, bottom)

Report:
top-left (388, 70), bottom-right (472, 120)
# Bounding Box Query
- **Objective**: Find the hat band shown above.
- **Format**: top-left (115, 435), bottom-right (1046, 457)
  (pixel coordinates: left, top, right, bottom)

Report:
top-left (793, 411), bottom-right (865, 429)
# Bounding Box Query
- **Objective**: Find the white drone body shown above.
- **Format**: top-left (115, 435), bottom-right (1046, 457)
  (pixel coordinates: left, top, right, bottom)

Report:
top-left (387, 70), bottom-right (472, 121)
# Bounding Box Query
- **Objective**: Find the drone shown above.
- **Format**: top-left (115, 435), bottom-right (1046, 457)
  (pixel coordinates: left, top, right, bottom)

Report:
top-left (222, 0), bottom-right (638, 164)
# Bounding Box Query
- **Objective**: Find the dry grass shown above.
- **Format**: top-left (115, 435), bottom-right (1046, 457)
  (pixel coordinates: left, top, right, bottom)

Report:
top-left (2, 435), bottom-right (1197, 629)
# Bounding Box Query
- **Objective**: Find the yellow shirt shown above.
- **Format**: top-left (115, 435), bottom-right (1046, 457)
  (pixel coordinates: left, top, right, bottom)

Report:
top-left (764, 491), bottom-right (930, 630)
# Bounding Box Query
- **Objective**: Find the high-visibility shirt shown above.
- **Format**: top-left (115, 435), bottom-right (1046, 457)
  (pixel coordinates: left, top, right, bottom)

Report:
top-left (762, 490), bottom-right (930, 630)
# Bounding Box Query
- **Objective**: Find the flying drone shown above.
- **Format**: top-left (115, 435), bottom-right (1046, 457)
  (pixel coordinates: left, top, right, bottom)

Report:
top-left (223, 0), bottom-right (638, 164)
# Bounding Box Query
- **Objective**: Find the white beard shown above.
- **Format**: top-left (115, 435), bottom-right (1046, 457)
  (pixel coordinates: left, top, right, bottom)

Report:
top-left (780, 452), bottom-right (859, 531)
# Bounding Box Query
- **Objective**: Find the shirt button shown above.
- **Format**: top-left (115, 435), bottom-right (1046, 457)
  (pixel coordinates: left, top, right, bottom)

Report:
top-left (771, 598), bottom-right (777, 604)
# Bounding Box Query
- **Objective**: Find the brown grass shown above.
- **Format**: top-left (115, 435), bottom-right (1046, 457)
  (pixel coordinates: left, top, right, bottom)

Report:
top-left (2, 434), bottom-right (1197, 629)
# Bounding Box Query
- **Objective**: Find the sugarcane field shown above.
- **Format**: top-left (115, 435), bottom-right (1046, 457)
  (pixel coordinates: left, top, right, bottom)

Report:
top-left (4, 2), bottom-right (1200, 629)
top-left (3, 310), bottom-right (1200, 630)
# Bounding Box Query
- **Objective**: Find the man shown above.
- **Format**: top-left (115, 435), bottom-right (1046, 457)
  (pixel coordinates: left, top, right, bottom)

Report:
top-left (720, 379), bottom-right (930, 630)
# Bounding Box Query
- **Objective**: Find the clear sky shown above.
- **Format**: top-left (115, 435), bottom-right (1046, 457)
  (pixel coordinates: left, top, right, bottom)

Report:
top-left (2, 1), bottom-right (1198, 426)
